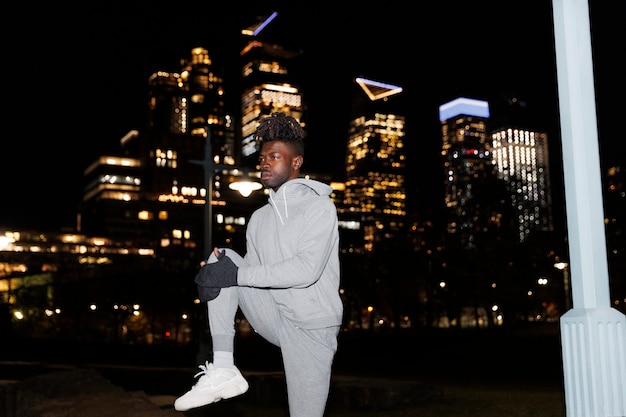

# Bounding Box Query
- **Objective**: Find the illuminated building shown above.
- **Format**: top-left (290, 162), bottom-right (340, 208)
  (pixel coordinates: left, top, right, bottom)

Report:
top-left (491, 127), bottom-right (553, 242)
top-left (239, 12), bottom-right (305, 166)
top-left (343, 77), bottom-right (407, 253)
top-left (439, 97), bottom-right (510, 249)
top-left (80, 48), bottom-right (260, 261)
top-left (441, 97), bottom-right (554, 245)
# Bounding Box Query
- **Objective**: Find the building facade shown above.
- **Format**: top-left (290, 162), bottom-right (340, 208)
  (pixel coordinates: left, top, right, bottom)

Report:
top-left (342, 78), bottom-right (407, 254)
top-left (491, 127), bottom-right (553, 242)
top-left (439, 97), bottom-right (511, 250)
top-left (239, 12), bottom-right (305, 168)
top-left (80, 47), bottom-right (263, 262)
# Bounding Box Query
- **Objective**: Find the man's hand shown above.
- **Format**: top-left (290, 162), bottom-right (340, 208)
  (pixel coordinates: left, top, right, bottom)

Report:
top-left (197, 286), bottom-right (221, 302)
top-left (194, 249), bottom-right (239, 289)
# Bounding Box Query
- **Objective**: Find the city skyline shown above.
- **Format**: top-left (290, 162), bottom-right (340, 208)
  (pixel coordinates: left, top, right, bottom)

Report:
top-left (3, 0), bottom-right (623, 231)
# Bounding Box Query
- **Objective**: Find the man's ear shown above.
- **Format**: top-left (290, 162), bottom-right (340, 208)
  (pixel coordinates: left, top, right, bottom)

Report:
top-left (293, 155), bottom-right (303, 169)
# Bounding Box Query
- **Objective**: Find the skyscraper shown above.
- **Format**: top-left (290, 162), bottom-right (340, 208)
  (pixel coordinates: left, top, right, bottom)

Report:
top-left (80, 47), bottom-right (249, 260)
top-left (491, 127), bottom-right (553, 242)
top-left (439, 97), bottom-right (510, 250)
top-left (239, 12), bottom-right (304, 167)
top-left (342, 78), bottom-right (407, 253)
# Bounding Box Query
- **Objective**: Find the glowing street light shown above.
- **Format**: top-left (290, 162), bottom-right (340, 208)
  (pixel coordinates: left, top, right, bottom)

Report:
top-left (228, 172), bottom-right (262, 197)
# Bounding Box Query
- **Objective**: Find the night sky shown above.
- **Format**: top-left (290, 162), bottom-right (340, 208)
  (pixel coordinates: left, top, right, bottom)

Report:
top-left (3, 0), bottom-right (623, 231)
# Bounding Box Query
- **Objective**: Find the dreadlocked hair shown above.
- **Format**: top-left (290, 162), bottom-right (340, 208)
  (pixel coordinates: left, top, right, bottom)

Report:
top-left (255, 112), bottom-right (305, 155)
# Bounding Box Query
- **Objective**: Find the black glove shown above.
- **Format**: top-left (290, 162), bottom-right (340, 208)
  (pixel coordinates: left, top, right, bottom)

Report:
top-left (197, 286), bottom-right (221, 302)
top-left (194, 250), bottom-right (239, 289)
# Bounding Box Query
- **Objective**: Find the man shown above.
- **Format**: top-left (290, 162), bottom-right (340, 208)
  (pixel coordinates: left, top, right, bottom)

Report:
top-left (174, 112), bottom-right (344, 417)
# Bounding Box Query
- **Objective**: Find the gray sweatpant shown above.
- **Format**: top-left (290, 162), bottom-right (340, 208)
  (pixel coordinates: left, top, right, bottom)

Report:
top-left (206, 248), bottom-right (340, 417)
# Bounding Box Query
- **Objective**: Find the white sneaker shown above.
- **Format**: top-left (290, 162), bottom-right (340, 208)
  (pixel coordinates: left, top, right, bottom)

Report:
top-left (174, 361), bottom-right (249, 411)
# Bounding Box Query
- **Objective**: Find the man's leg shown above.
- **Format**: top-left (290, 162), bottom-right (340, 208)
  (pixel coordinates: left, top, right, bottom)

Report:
top-left (207, 248), bottom-right (246, 365)
top-left (281, 325), bottom-right (340, 417)
top-left (239, 288), bottom-right (340, 417)
top-left (173, 249), bottom-right (248, 411)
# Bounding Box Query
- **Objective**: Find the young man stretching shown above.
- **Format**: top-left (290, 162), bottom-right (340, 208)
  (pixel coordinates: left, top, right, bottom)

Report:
top-left (174, 112), bottom-right (344, 417)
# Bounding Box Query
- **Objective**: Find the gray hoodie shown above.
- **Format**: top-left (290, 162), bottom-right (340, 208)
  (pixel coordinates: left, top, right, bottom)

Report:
top-left (237, 177), bottom-right (344, 330)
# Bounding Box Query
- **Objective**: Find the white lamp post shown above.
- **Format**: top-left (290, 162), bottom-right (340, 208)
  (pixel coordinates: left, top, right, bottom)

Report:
top-left (552, 1), bottom-right (626, 415)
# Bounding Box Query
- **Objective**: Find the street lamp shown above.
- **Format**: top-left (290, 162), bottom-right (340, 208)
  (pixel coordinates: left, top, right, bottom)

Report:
top-left (191, 132), bottom-right (262, 258)
top-left (228, 174), bottom-right (262, 197)
top-left (554, 261), bottom-right (570, 311)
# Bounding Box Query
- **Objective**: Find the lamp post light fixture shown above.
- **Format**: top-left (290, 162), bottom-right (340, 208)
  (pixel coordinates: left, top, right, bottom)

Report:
top-left (228, 169), bottom-right (263, 197)
top-left (554, 261), bottom-right (570, 311)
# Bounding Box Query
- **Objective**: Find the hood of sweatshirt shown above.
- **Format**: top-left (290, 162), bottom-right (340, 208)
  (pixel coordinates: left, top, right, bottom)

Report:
top-left (268, 178), bottom-right (332, 226)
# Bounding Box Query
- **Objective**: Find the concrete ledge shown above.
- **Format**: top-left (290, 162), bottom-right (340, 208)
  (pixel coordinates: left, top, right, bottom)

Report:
top-left (0, 368), bottom-right (177, 417)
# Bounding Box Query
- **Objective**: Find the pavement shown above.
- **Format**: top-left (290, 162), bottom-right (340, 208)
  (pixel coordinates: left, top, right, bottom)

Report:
top-left (1, 367), bottom-right (442, 417)
top-left (0, 325), bottom-right (564, 417)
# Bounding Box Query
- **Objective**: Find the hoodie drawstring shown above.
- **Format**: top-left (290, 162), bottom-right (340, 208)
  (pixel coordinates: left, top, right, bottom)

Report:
top-left (268, 187), bottom-right (288, 226)
top-left (282, 187), bottom-right (288, 220)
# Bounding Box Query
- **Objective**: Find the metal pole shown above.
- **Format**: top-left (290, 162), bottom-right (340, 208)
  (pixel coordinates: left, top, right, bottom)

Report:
top-left (190, 131), bottom-right (214, 259)
top-left (204, 135), bottom-right (213, 259)
top-left (191, 131), bottom-right (260, 259)
top-left (554, 262), bottom-right (571, 311)
top-left (562, 266), bottom-right (570, 311)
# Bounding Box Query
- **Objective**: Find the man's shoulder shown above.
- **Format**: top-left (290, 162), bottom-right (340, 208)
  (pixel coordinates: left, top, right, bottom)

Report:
top-left (304, 194), bottom-right (338, 215)
top-left (250, 203), bottom-right (272, 218)
top-left (291, 178), bottom-right (332, 197)
top-left (252, 202), bottom-right (272, 212)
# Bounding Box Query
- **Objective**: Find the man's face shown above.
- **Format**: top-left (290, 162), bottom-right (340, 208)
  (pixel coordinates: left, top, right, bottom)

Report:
top-left (258, 141), bottom-right (302, 191)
